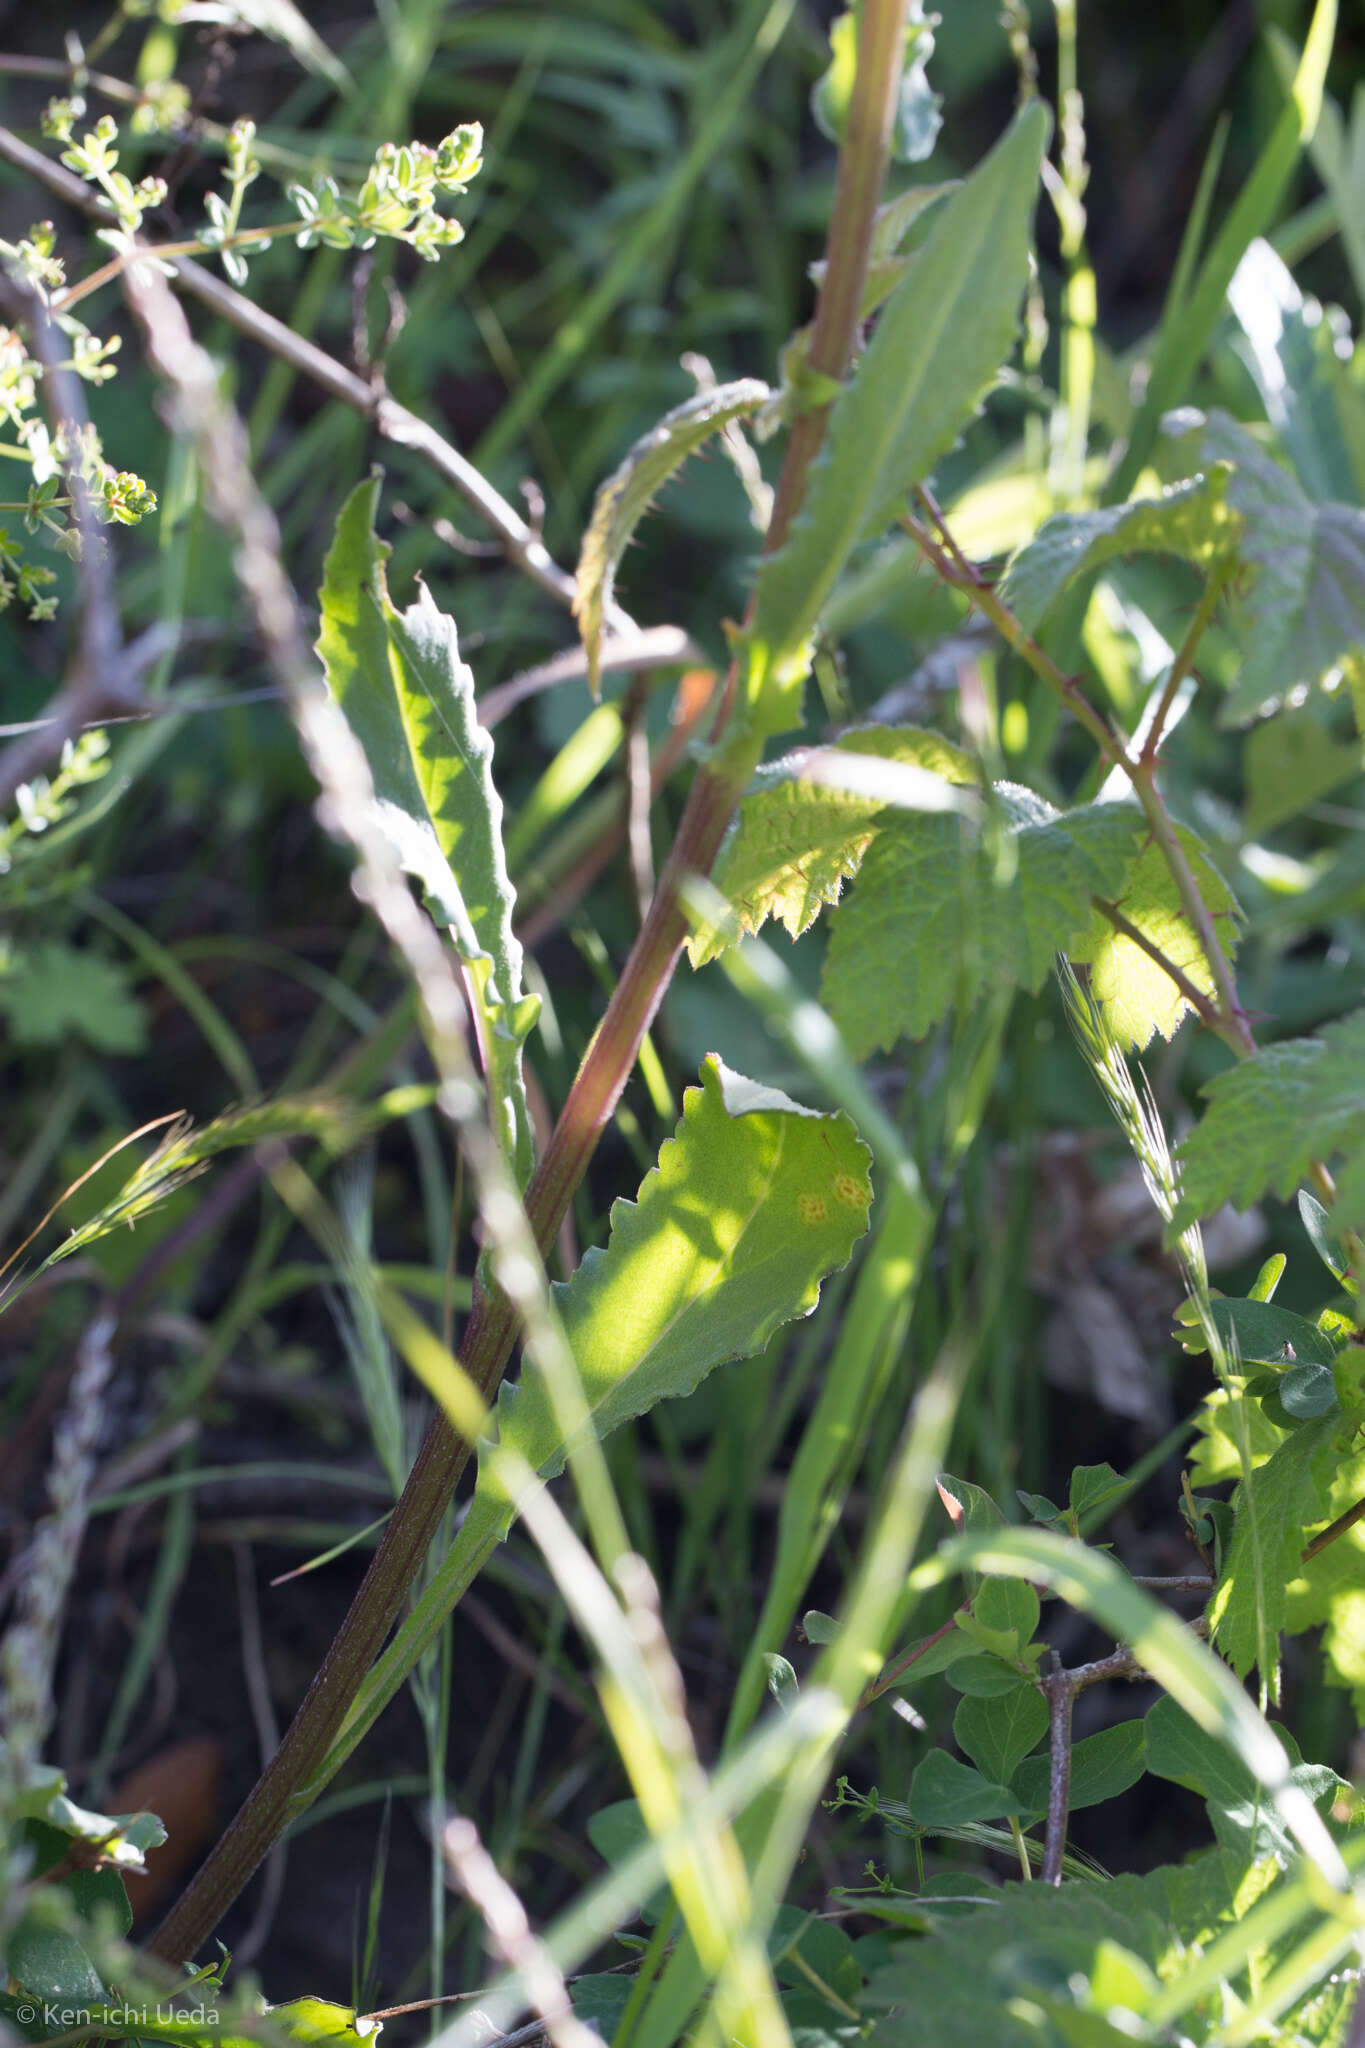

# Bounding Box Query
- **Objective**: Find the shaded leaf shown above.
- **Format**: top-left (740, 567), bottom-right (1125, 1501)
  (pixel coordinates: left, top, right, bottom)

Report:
top-left (574, 379), bottom-right (769, 695)
top-left (908, 1748), bottom-right (1021, 1827)
top-left (0, 941), bottom-right (146, 1054)
top-left (1172, 1007), bottom-right (1365, 1238)
top-left (318, 476), bottom-right (537, 1184)
top-left (953, 1683), bottom-right (1047, 1786)
top-left (997, 475), bottom-right (1234, 636)
top-left (1011, 1721), bottom-right (1147, 1818)
top-left (1144, 1696), bottom-right (1343, 1862)
top-left (1178, 1296), bottom-right (1337, 1370)
top-left (746, 103), bottom-right (1049, 736)
top-left (822, 795), bottom-right (1143, 1055)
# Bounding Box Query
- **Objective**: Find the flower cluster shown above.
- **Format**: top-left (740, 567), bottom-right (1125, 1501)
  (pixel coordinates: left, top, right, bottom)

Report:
top-left (288, 123), bottom-right (484, 263)
top-left (0, 731), bottom-right (112, 877)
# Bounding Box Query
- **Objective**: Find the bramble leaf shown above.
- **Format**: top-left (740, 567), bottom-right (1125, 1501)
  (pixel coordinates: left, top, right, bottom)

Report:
top-left (1171, 1007), bottom-right (1365, 1239)
top-left (997, 473), bottom-right (1235, 636)
top-left (688, 725), bottom-right (975, 967)
top-left (318, 475), bottom-right (538, 1185)
top-left (1144, 1696), bottom-right (1344, 1861)
top-left (574, 378), bottom-right (769, 696)
top-left (1071, 832), bottom-right (1241, 1050)
top-left (1207, 1412), bottom-right (1335, 1696)
top-left (1171, 410), bottom-right (1365, 726)
top-left (745, 102), bottom-right (1049, 736)
top-left (821, 795), bottom-right (1143, 1055)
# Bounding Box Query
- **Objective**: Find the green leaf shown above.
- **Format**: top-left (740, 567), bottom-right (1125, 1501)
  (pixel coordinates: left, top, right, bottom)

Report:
top-left (267, 2001), bottom-right (383, 2045)
top-left (997, 475), bottom-right (1235, 637)
top-left (317, 475), bottom-right (538, 1185)
top-left (973, 1575), bottom-right (1040, 1645)
top-left (1185, 1297), bottom-right (1337, 1371)
top-left (1068, 1463), bottom-right (1128, 1521)
top-left (768, 1905), bottom-right (862, 2003)
top-left (456, 1055), bottom-right (872, 1562)
top-left (822, 795), bottom-right (1143, 1055)
top-left (953, 1683), bottom-right (1047, 1786)
top-left (1300, 1188), bottom-right (1357, 1292)
top-left (861, 1848), bottom-right (1287, 2045)
top-left (588, 1801), bottom-right (669, 1925)
top-left (1208, 1413), bottom-right (1335, 1695)
top-left (1011, 1721), bottom-right (1147, 1818)
top-left (812, 11), bottom-right (941, 166)
top-left (0, 940), bottom-right (146, 1054)
top-left (1144, 1696), bottom-right (1344, 1862)
top-left (1105, 0), bottom-right (1336, 502)
top-left (745, 102), bottom-right (1049, 736)
top-left (1227, 236), bottom-right (1362, 506)
top-left (1171, 1008), bottom-right (1365, 1239)
top-left (1285, 1441), bottom-right (1365, 1713)
top-left (908, 1748), bottom-right (1021, 1827)
top-left (1071, 831), bottom-right (1241, 1051)
top-left (1244, 706), bottom-right (1362, 834)
top-left (945, 1654), bottom-right (1029, 1697)
top-left (574, 378), bottom-right (769, 696)
top-left (688, 726), bottom-right (976, 967)
top-left (1173, 410), bottom-right (1365, 726)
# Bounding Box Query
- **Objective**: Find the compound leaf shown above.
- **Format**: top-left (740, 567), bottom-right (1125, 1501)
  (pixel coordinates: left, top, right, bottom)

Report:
top-left (575, 378), bottom-right (769, 695)
top-left (318, 475), bottom-right (538, 1185)
top-left (745, 101), bottom-right (1049, 736)
top-left (1171, 1007), bottom-right (1365, 1238)
top-left (688, 725), bottom-right (975, 967)
top-left (822, 796), bottom-right (1142, 1056)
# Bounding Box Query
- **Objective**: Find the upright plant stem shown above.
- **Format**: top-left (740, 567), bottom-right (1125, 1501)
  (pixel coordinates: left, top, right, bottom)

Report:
top-left (148, 0), bottom-right (912, 1963)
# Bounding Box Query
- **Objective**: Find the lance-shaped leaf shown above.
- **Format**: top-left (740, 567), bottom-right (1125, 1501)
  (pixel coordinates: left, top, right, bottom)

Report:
top-left (450, 1056), bottom-right (871, 1568)
top-left (318, 475), bottom-right (538, 1185)
top-left (574, 379), bottom-right (770, 696)
top-left (1070, 831), bottom-right (1242, 1051)
top-left (744, 100), bottom-right (1050, 738)
top-left (822, 794), bottom-right (1144, 1056)
top-left (1171, 1007), bottom-right (1365, 1238)
top-left (996, 471), bottom-right (1236, 636)
top-left (688, 725), bottom-right (976, 967)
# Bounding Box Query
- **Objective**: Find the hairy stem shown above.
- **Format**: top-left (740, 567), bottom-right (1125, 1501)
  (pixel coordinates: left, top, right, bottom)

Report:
top-left (146, 0), bottom-right (912, 1961)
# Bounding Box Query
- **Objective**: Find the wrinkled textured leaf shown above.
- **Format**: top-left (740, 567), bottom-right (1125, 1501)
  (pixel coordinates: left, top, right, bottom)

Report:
top-left (574, 379), bottom-right (769, 695)
top-left (1145, 1696), bottom-right (1343, 1862)
top-left (953, 1682), bottom-right (1047, 1786)
top-left (689, 725), bottom-right (975, 967)
top-left (862, 1849), bottom-right (1290, 2045)
top-left (1171, 1007), bottom-right (1365, 1238)
top-left (1209, 1413), bottom-right (1335, 1694)
top-left (450, 1056), bottom-right (872, 1570)
top-left (318, 476), bottom-right (538, 1184)
top-left (746, 103), bottom-right (1049, 736)
top-left (822, 795), bottom-right (1143, 1055)
top-left (1170, 411), bottom-right (1365, 725)
top-left (1071, 832), bottom-right (1241, 1050)
top-left (997, 474), bottom-right (1235, 635)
